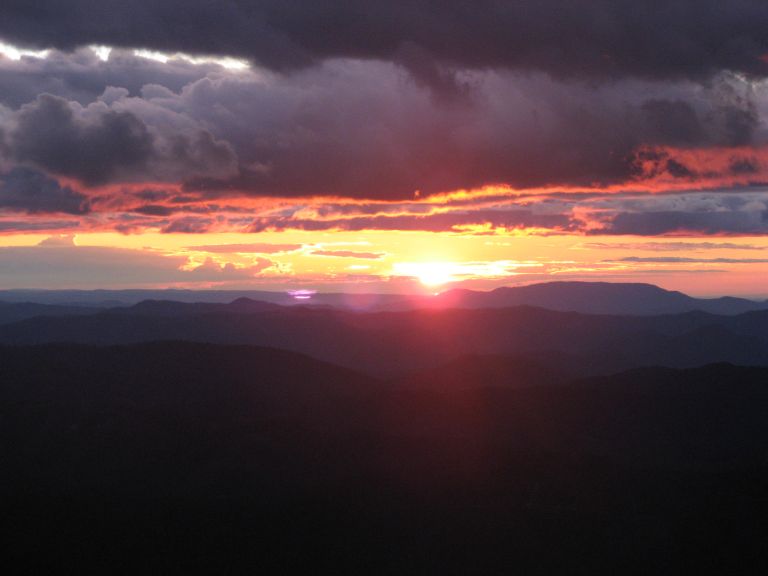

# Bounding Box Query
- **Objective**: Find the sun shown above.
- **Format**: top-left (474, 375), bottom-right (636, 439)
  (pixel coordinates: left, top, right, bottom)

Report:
top-left (415, 263), bottom-right (457, 286)
top-left (392, 262), bottom-right (458, 287)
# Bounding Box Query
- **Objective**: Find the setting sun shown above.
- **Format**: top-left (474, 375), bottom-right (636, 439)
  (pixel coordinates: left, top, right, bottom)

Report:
top-left (390, 259), bottom-right (540, 289)
top-left (415, 263), bottom-right (457, 286)
top-left (392, 262), bottom-right (457, 286)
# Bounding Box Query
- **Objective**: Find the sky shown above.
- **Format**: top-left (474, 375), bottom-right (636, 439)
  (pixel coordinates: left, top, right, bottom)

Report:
top-left (1, 1), bottom-right (768, 297)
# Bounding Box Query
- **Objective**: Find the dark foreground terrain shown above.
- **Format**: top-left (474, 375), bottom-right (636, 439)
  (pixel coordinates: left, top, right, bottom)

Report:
top-left (2, 342), bottom-right (768, 573)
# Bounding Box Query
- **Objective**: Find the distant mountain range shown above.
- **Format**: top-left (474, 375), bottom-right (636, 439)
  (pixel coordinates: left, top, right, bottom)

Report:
top-left (2, 296), bottom-right (768, 377)
top-left (2, 281), bottom-right (767, 316)
top-left (430, 281), bottom-right (768, 315)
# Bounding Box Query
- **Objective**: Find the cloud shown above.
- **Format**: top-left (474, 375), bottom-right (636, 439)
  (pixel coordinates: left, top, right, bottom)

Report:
top-left (601, 210), bottom-right (768, 236)
top-left (0, 36), bottom-right (767, 232)
top-left (183, 256), bottom-right (274, 279)
top-left (614, 256), bottom-right (768, 263)
top-left (0, 218), bottom-right (80, 232)
top-left (310, 250), bottom-right (385, 259)
top-left (0, 46), bottom-right (766, 204)
top-left (4, 1), bottom-right (768, 82)
top-left (37, 233), bottom-right (75, 246)
top-left (0, 167), bottom-right (90, 213)
top-left (248, 208), bottom-right (574, 233)
top-left (180, 68), bottom-right (764, 198)
top-left (0, 46), bottom-right (227, 108)
top-left (574, 191), bottom-right (768, 236)
top-left (11, 94), bottom-right (154, 185)
top-left (580, 241), bottom-right (766, 251)
top-left (5, 181), bottom-right (768, 239)
top-left (160, 216), bottom-right (213, 233)
top-left (187, 243), bottom-right (302, 254)
top-left (5, 92), bottom-right (237, 187)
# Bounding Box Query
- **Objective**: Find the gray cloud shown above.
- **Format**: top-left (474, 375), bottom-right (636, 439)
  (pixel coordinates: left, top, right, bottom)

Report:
top-left (0, 48), bottom-right (765, 202)
top-left (578, 191), bottom-right (768, 235)
top-left (0, 167), bottom-right (90, 213)
top-left (12, 94), bottom-right (154, 185)
top-left (0, 20), bottom-right (768, 230)
top-left (5, 92), bottom-right (238, 187)
top-left (174, 66), bottom-right (766, 198)
top-left (602, 210), bottom-right (768, 235)
top-left (4, 1), bottom-right (768, 82)
top-left (0, 47), bottom-right (219, 108)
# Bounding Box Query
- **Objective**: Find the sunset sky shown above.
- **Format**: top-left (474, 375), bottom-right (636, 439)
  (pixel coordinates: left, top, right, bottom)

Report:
top-left (1, 2), bottom-right (768, 296)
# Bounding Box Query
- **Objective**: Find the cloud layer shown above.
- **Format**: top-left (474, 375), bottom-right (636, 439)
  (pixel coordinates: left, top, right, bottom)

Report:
top-left (4, 1), bottom-right (768, 81)
top-left (1, 6), bottom-right (768, 238)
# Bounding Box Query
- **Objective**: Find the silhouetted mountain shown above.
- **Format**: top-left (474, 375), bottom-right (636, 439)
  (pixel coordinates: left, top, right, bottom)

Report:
top-left (3, 281), bottom-right (767, 315)
top-left (2, 344), bottom-right (767, 572)
top-left (2, 304), bottom-right (767, 377)
top-left (115, 297), bottom-right (283, 317)
top-left (0, 288), bottom-right (299, 307)
top-left (432, 281), bottom-right (768, 315)
top-left (0, 288), bottom-right (410, 309)
top-left (0, 301), bottom-right (96, 325)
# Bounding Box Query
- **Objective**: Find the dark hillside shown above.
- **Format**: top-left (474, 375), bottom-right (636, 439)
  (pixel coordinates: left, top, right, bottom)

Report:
top-left (2, 344), bottom-right (767, 572)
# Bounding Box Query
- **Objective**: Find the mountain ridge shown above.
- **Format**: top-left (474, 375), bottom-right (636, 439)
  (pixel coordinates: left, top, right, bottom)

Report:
top-left (2, 280), bottom-right (767, 316)
top-left (2, 303), bottom-right (767, 377)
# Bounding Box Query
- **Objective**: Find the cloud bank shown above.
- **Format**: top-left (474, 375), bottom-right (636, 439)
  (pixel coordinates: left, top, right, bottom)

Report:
top-left (1, 4), bottom-right (768, 238)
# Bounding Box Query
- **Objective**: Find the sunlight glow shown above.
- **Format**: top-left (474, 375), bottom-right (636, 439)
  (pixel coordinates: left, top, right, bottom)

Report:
top-left (133, 48), bottom-right (249, 70)
top-left (0, 41), bottom-right (49, 60)
top-left (409, 262), bottom-right (458, 286)
top-left (90, 45), bottom-right (112, 61)
top-left (392, 260), bottom-right (541, 287)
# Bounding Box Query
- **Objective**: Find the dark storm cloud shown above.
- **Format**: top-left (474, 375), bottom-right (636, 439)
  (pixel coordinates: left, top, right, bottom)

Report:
top-left (0, 48), bottom-right (218, 108)
top-left (634, 86), bottom-right (760, 150)
top-left (1, 45), bottom-right (765, 201)
top-left (639, 100), bottom-right (705, 146)
top-left (11, 94), bottom-right (154, 185)
top-left (4, 1), bottom-right (768, 81)
top-left (0, 167), bottom-right (90, 214)
top-left (5, 92), bottom-right (238, 187)
top-left (176, 67), bottom-right (764, 199)
top-left (175, 66), bottom-right (646, 198)
top-left (0, 19), bottom-right (767, 215)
